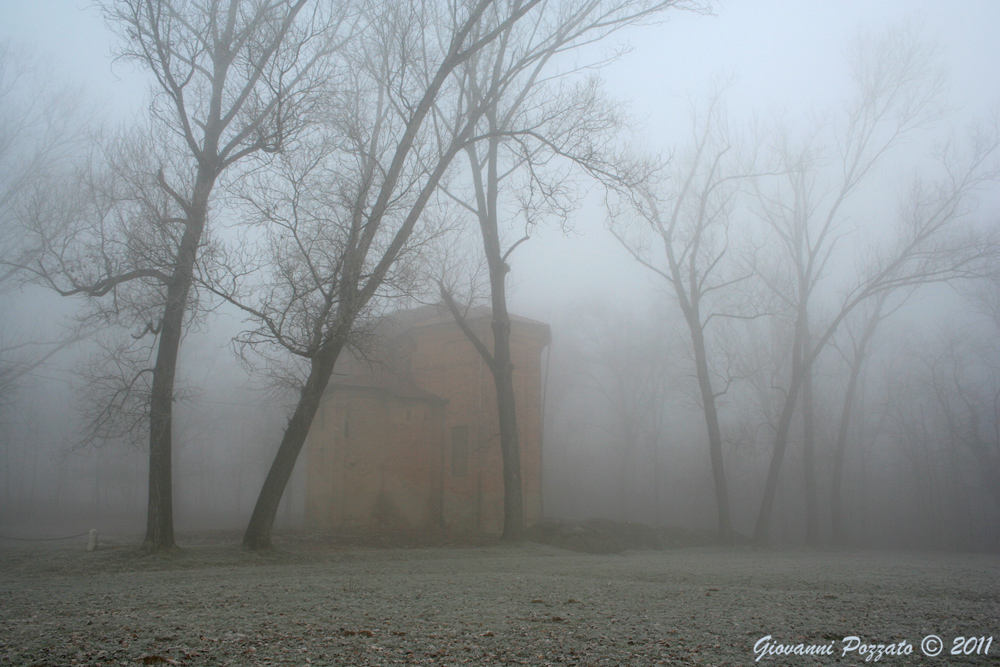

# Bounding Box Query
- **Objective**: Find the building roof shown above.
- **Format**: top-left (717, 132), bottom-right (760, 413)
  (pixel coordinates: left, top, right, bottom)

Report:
top-left (382, 303), bottom-right (550, 344)
top-left (327, 303), bottom-right (551, 400)
top-left (410, 305), bottom-right (549, 330)
top-left (324, 372), bottom-right (447, 404)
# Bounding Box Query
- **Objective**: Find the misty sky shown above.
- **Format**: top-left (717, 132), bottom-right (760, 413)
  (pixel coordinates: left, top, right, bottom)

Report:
top-left (517, 0), bottom-right (1000, 315)
top-left (2, 0), bottom-right (999, 321)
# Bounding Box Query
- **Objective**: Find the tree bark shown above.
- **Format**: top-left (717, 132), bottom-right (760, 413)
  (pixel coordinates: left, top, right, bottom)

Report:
top-left (753, 348), bottom-right (803, 543)
top-left (831, 295), bottom-right (888, 543)
top-left (830, 357), bottom-right (862, 542)
top-left (481, 122), bottom-right (524, 542)
top-left (243, 340), bottom-right (344, 549)
top-left (689, 320), bottom-right (732, 542)
top-left (439, 124), bottom-right (526, 542)
top-left (439, 278), bottom-right (524, 541)
top-left (755, 262), bottom-right (811, 544)
top-left (801, 361), bottom-right (818, 544)
top-left (142, 170), bottom-right (215, 553)
top-left (489, 293), bottom-right (524, 542)
top-left (237, 0), bottom-right (504, 548)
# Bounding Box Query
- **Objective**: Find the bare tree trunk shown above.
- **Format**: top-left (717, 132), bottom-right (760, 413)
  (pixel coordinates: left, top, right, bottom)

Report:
top-left (439, 122), bottom-right (528, 541)
top-left (607, 92), bottom-right (743, 543)
top-left (243, 340), bottom-right (343, 548)
top-left (653, 438), bottom-right (661, 527)
top-left (801, 360), bottom-right (819, 544)
top-left (755, 308), bottom-right (850, 542)
top-left (830, 351), bottom-right (863, 542)
top-left (491, 310), bottom-right (524, 542)
top-left (690, 323), bottom-right (732, 542)
top-left (142, 172), bottom-right (214, 552)
top-left (754, 354), bottom-right (803, 543)
top-left (481, 128), bottom-right (525, 541)
top-left (439, 257), bottom-right (524, 541)
top-left (749, 26), bottom-right (985, 545)
top-left (442, 293), bottom-right (524, 542)
top-left (831, 294), bottom-right (890, 543)
top-left (435, 0), bottom-right (696, 543)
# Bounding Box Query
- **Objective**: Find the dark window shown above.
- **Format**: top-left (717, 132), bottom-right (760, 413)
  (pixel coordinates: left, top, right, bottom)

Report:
top-left (451, 425), bottom-right (469, 477)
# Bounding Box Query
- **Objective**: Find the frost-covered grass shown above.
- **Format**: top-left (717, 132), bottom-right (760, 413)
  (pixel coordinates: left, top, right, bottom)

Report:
top-left (1, 535), bottom-right (998, 666)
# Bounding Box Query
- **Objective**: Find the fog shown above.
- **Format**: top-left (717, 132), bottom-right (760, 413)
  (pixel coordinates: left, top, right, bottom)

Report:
top-left (1, 0), bottom-right (999, 552)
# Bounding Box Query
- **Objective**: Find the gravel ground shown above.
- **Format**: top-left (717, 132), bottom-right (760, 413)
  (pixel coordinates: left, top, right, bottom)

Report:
top-left (1, 535), bottom-right (998, 666)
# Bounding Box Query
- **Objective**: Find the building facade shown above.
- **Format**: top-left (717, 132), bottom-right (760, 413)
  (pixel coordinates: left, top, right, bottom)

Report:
top-left (304, 307), bottom-right (550, 534)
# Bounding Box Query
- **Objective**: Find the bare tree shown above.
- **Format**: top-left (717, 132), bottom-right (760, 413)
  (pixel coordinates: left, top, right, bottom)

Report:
top-left (0, 43), bottom-right (92, 406)
top-left (826, 288), bottom-right (916, 542)
top-left (750, 27), bottom-right (1000, 543)
top-left (582, 305), bottom-right (672, 522)
top-left (437, 0), bottom-right (701, 541)
top-left (879, 326), bottom-right (1000, 547)
top-left (21, 1), bottom-right (346, 552)
top-left (608, 87), bottom-right (766, 542)
top-left (960, 277), bottom-right (1000, 510)
top-left (201, 0), bottom-right (555, 549)
top-left (0, 42), bottom-right (89, 288)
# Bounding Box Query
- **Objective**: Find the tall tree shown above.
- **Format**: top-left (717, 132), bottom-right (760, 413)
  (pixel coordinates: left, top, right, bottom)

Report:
top-left (751, 27), bottom-right (1000, 542)
top-left (881, 325), bottom-right (1000, 546)
top-left (24, 0), bottom-right (345, 552)
top-left (827, 289), bottom-right (908, 542)
top-left (438, 0), bottom-right (700, 541)
top-left (608, 88), bottom-right (764, 542)
top-left (212, 0), bottom-right (550, 549)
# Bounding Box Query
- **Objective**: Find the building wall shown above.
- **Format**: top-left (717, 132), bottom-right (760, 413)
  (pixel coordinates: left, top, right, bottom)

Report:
top-left (305, 313), bottom-right (549, 534)
top-left (305, 389), bottom-right (444, 529)
top-left (399, 318), bottom-right (547, 532)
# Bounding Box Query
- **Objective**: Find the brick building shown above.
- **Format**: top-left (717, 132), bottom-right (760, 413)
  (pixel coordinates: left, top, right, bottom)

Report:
top-left (304, 306), bottom-right (550, 534)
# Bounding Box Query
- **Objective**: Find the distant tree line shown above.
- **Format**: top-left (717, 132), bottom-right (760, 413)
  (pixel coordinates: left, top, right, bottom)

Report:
top-left (601, 26), bottom-right (1000, 546)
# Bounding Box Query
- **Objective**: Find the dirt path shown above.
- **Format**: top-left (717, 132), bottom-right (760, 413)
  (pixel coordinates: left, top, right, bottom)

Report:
top-left (1, 538), bottom-right (998, 665)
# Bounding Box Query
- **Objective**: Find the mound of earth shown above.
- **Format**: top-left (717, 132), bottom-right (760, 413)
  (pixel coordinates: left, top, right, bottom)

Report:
top-left (525, 518), bottom-right (717, 553)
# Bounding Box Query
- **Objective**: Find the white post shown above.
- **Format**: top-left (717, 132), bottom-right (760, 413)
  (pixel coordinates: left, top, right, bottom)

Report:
top-left (87, 528), bottom-right (98, 551)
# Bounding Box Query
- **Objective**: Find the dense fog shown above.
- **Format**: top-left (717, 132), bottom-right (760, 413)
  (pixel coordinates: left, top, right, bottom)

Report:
top-left (1, 0), bottom-right (999, 551)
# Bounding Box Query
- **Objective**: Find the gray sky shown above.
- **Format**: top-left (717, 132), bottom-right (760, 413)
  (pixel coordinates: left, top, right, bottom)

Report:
top-left (5, 2), bottom-right (997, 112)
top-left (515, 0), bottom-right (1000, 317)
top-left (1, 1), bottom-right (147, 119)
top-left (2, 0), bottom-right (998, 316)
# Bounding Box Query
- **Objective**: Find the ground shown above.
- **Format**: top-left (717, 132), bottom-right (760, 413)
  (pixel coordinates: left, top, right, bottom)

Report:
top-left (1, 531), bottom-right (998, 666)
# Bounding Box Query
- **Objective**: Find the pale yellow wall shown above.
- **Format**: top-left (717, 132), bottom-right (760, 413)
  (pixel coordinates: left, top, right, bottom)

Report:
top-left (304, 314), bottom-right (549, 534)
